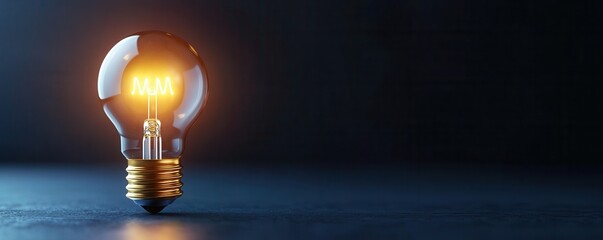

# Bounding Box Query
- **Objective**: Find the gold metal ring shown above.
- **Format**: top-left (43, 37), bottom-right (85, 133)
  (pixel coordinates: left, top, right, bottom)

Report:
top-left (125, 158), bottom-right (183, 200)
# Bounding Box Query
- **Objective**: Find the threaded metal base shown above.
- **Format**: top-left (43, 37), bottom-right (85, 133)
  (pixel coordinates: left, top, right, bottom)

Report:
top-left (126, 158), bottom-right (183, 213)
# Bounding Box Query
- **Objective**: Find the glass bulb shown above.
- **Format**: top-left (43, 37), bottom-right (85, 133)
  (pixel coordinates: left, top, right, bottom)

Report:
top-left (98, 31), bottom-right (208, 213)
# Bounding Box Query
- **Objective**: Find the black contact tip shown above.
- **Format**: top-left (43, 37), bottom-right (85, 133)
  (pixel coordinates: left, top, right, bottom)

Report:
top-left (142, 205), bottom-right (166, 214)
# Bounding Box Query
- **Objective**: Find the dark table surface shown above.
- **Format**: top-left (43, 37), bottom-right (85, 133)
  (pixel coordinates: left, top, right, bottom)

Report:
top-left (0, 166), bottom-right (602, 240)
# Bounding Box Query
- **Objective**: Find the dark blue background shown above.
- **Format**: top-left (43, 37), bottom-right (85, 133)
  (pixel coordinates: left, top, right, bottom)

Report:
top-left (0, 0), bottom-right (600, 171)
top-left (1, 1), bottom-right (603, 239)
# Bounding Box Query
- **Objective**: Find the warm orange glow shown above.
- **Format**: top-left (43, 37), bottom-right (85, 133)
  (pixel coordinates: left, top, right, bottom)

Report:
top-left (131, 77), bottom-right (175, 96)
top-left (117, 221), bottom-right (204, 240)
top-left (120, 59), bottom-right (185, 119)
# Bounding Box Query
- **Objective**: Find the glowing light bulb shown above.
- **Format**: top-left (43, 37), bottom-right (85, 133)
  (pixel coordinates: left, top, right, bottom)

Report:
top-left (98, 31), bottom-right (208, 213)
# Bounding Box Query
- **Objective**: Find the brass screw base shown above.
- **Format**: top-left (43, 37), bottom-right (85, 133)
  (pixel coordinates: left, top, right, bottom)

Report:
top-left (126, 158), bottom-right (183, 213)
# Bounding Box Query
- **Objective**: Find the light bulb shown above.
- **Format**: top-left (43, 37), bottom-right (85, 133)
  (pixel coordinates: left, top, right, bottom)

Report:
top-left (98, 31), bottom-right (208, 213)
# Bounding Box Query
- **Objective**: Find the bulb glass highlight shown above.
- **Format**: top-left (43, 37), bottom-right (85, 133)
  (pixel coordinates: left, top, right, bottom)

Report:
top-left (99, 31), bottom-right (208, 160)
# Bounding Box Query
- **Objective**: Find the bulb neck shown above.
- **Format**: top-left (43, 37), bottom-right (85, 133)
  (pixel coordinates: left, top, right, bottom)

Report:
top-left (125, 158), bottom-right (183, 213)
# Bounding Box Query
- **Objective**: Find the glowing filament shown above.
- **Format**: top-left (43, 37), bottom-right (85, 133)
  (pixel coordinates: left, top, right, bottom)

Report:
top-left (131, 77), bottom-right (174, 96)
